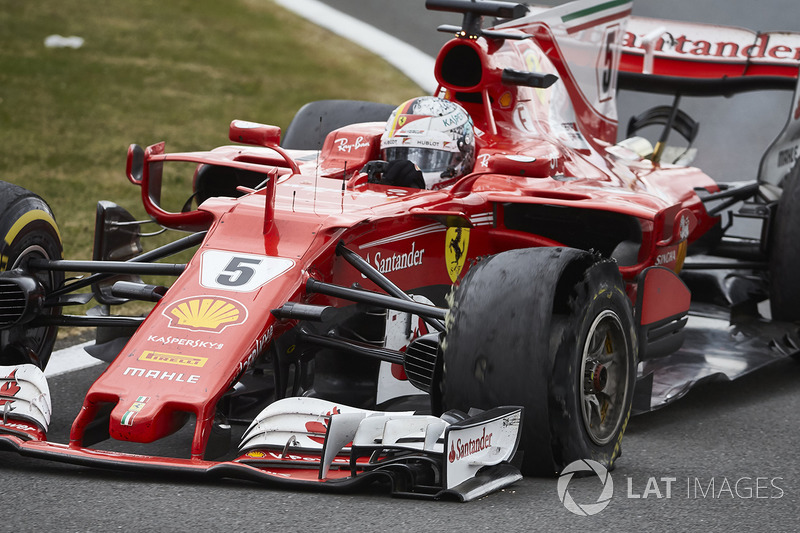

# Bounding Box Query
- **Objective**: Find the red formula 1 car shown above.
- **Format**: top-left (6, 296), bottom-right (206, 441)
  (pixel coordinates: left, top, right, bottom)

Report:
top-left (1, 0), bottom-right (800, 500)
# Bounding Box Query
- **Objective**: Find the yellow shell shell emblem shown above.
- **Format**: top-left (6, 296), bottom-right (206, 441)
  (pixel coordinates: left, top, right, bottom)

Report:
top-left (163, 296), bottom-right (246, 333)
top-left (445, 227), bottom-right (469, 283)
top-left (247, 450), bottom-right (267, 459)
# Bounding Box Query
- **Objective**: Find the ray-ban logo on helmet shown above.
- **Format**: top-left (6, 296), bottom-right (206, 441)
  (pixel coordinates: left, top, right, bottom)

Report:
top-left (557, 459), bottom-right (614, 516)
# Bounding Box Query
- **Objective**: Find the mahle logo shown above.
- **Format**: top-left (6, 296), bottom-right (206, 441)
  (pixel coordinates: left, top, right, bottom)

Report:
top-left (557, 459), bottom-right (614, 516)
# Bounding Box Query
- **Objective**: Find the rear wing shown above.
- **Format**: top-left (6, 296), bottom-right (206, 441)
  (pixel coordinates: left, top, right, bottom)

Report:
top-left (618, 17), bottom-right (800, 186)
top-left (619, 17), bottom-right (800, 95)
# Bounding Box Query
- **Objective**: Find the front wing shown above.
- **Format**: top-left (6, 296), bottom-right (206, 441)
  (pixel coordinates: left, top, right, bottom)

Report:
top-left (0, 368), bottom-right (522, 502)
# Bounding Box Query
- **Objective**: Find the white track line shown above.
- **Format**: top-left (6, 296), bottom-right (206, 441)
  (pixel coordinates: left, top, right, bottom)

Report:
top-left (46, 341), bottom-right (102, 377)
top-left (273, 0), bottom-right (437, 93)
top-left (48, 1), bottom-right (435, 376)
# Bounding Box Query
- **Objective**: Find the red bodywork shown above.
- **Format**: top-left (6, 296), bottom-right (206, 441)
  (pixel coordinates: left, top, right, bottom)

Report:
top-left (66, 8), bottom-right (718, 460)
top-left (7, 0), bottom-right (798, 480)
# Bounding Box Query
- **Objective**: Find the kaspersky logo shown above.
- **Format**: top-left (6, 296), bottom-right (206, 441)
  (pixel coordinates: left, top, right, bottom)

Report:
top-left (163, 296), bottom-right (247, 333)
top-left (557, 459), bottom-right (614, 516)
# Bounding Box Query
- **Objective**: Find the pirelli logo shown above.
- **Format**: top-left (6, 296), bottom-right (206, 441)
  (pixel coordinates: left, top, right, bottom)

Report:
top-left (138, 350), bottom-right (208, 368)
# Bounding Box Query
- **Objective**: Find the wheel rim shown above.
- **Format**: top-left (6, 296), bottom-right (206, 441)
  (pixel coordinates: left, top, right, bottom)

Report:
top-left (580, 309), bottom-right (630, 446)
top-left (0, 244), bottom-right (59, 367)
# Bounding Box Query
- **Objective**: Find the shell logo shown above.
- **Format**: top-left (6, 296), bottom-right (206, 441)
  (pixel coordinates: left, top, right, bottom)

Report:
top-left (162, 296), bottom-right (247, 333)
top-left (246, 450), bottom-right (267, 459)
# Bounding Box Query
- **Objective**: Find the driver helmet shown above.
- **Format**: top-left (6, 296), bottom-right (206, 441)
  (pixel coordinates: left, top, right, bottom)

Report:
top-left (380, 97), bottom-right (475, 188)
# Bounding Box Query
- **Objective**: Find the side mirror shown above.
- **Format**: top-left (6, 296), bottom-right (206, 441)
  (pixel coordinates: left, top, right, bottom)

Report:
top-left (480, 153), bottom-right (562, 178)
top-left (229, 120), bottom-right (281, 147)
top-left (92, 201), bottom-right (143, 305)
top-left (126, 144), bottom-right (144, 184)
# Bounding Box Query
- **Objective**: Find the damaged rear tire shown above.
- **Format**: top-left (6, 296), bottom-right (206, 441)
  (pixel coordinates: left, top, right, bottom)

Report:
top-left (769, 159), bottom-right (800, 322)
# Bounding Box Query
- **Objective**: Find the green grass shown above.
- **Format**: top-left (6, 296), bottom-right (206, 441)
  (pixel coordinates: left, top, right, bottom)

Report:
top-left (0, 0), bottom-right (422, 343)
top-left (0, 0), bottom-right (421, 261)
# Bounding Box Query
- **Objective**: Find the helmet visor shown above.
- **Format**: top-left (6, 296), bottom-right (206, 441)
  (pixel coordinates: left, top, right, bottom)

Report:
top-left (383, 147), bottom-right (460, 174)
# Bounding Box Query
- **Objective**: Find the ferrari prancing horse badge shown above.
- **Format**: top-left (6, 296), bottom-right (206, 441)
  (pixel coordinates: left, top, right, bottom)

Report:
top-left (445, 227), bottom-right (469, 283)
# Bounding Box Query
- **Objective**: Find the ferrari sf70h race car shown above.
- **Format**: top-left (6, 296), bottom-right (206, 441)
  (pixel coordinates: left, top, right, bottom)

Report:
top-left (1, 0), bottom-right (800, 501)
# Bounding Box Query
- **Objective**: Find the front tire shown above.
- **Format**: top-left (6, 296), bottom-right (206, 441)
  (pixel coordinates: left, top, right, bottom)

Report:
top-left (441, 247), bottom-right (636, 476)
top-left (0, 181), bottom-right (64, 369)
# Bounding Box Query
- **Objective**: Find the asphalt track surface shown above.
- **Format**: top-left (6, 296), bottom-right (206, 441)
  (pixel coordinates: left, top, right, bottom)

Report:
top-left (4, 1), bottom-right (800, 531)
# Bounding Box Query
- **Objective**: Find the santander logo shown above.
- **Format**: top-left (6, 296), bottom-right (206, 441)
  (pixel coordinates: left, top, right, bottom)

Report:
top-left (448, 427), bottom-right (493, 463)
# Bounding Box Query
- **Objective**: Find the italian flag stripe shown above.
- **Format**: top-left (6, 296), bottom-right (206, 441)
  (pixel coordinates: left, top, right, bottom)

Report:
top-left (561, 0), bottom-right (631, 23)
top-left (121, 411), bottom-right (135, 426)
top-left (560, 0), bottom-right (632, 34)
